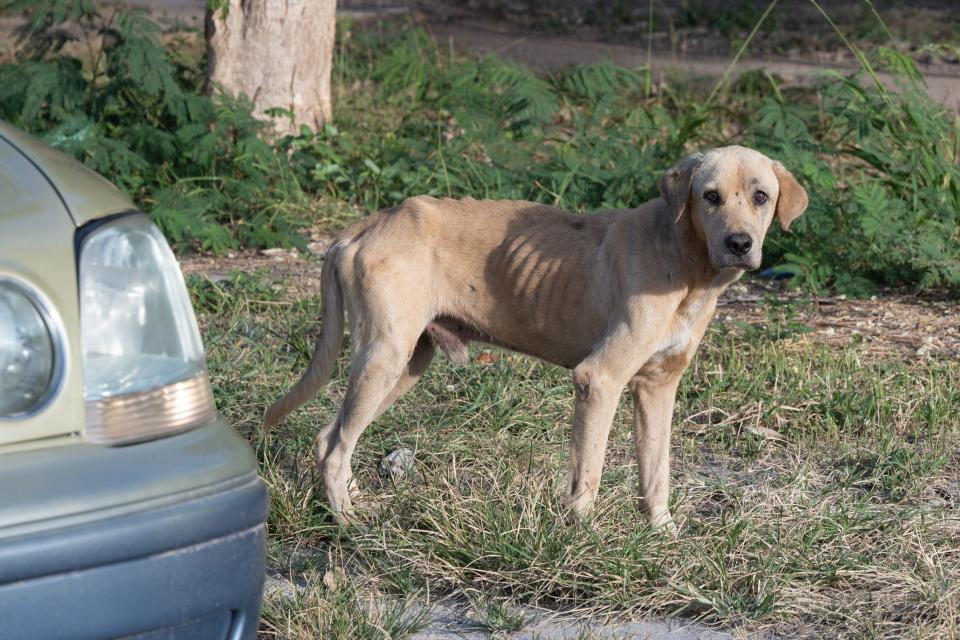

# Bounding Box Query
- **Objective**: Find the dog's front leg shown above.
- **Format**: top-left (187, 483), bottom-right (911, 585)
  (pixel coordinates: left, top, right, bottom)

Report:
top-left (564, 362), bottom-right (624, 518)
top-left (629, 371), bottom-right (683, 532)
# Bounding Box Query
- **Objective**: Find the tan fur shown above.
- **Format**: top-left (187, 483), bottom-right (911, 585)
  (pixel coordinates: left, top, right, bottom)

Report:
top-left (263, 145), bottom-right (809, 530)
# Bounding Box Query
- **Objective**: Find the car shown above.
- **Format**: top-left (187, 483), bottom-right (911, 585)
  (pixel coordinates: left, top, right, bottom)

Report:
top-left (0, 121), bottom-right (268, 640)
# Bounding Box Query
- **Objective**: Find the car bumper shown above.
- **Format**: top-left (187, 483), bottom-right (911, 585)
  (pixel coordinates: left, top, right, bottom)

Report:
top-left (0, 421), bottom-right (269, 640)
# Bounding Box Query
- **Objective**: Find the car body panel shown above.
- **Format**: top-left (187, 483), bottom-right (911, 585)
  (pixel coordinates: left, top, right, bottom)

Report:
top-left (0, 471), bottom-right (266, 584)
top-left (0, 511), bottom-right (266, 640)
top-left (0, 423), bottom-right (267, 640)
top-left (0, 420), bottom-right (255, 535)
top-left (0, 134), bottom-right (85, 446)
top-left (0, 122), bottom-right (133, 227)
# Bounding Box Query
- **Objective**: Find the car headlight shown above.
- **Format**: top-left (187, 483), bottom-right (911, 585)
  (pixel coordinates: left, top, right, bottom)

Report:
top-left (79, 214), bottom-right (215, 444)
top-left (0, 280), bottom-right (61, 419)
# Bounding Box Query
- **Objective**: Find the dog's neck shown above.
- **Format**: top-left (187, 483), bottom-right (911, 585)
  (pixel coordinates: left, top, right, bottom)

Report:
top-left (654, 199), bottom-right (724, 285)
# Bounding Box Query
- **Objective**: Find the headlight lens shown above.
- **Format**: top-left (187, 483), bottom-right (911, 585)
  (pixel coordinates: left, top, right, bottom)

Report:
top-left (0, 281), bottom-right (59, 418)
top-left (80, 214), bottom-right (215, 444)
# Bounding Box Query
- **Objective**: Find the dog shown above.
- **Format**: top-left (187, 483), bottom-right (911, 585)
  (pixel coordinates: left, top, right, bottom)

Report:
top-left (263, 145), bottom-right (808, 531)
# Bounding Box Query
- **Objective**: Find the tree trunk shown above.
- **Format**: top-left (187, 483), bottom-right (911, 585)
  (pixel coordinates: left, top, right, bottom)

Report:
top-left (206, 0), bottom-right (336, 136)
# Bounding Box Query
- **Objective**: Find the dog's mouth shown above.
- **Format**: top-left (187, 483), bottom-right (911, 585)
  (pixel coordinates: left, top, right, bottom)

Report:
top-left (712, 253), bottom-right (761, 271)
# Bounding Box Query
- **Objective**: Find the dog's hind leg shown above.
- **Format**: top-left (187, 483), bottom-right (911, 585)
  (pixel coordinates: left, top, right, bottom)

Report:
top-left (372, 334), bottom-right (436, 422)
top-left (320, 345), bottom-right (405, 520)
top-left (316, 335), bottom-right (434, 467)
top-left (319, 329), bottom-right (429, 521)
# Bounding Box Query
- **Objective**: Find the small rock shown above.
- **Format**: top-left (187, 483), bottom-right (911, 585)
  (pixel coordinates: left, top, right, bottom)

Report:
top-left (260, 247), bottom-right (298, 259)
top-left (264, 575), bottom-right (306, 602)
top-left (379, 448), bottom-right (415, 481)
top-left (745, 425), bottom-right (787, 441)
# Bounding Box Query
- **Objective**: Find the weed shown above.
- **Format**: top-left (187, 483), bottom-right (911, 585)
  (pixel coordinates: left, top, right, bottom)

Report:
top-left (467, 597), bottom-right (528, 633)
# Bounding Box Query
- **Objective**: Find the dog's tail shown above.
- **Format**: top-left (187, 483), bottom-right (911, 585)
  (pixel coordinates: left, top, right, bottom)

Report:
top-left (262, 244), bottom-right (345, 430)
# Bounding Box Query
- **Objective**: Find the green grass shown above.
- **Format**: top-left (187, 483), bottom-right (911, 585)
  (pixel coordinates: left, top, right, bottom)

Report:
top-left (192, 270), bottom-right (960, 639)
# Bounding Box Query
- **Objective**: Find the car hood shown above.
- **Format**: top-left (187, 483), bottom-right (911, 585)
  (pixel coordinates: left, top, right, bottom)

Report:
top-left (0, 122), bottom-right (129, 447)
top-left (0, 122), bottom-right (134, 227)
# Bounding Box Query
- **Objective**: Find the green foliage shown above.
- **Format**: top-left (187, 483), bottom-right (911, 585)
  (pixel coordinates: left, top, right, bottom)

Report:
top-left (2, 2), bottom-right (959, 289)
top-left (0, 0), bottom-right (307, 252)
top-left (562, 60), bottom-right (645, 102)
top-left (315, 20), bottom-right (960, 290)
top-left (747, 49), bottom-right (960, 289)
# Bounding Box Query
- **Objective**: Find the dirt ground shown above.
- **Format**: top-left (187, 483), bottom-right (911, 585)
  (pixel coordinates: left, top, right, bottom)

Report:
top-left (180, 247), bottom-right (960, 363)
top-left (415, 0), bottom-right (960, 62)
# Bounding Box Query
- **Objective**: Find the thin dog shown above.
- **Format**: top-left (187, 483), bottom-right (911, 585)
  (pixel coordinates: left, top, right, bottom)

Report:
top-left (263, 145), bottom-right (809, 530)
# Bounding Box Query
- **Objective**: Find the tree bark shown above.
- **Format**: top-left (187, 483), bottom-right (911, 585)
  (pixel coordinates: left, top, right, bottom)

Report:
top-left (206, 0), bottom-right (336, 136)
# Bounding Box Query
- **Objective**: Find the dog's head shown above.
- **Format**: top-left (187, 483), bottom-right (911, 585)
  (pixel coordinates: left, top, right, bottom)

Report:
top-left (659, 146), bottom-right (808, 271)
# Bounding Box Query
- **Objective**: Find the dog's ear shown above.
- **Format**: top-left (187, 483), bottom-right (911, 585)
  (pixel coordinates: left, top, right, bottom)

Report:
top-left (772, 161), bottom-right (809, 231)
top-left (659, 152), bottom-right (704, 218)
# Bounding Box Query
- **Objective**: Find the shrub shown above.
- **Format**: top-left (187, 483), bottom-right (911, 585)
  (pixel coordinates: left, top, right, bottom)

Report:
top-left (746, 49), bottom-right (960, 290)
top-left (0, 0), bottom-right (308, 252)
top-left (2, 1), bottom-right (958, 290)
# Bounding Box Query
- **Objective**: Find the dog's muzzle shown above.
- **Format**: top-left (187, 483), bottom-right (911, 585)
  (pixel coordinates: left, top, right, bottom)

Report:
top-left (724, 233), bottom-right (753, 257)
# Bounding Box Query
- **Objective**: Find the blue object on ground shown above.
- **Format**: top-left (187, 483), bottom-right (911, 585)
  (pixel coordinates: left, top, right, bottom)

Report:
top-left (760, 267), bottom-right (794, 280)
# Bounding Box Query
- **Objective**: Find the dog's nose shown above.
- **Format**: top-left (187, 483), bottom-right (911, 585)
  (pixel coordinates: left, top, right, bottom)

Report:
top-left (725, 233), bottom-right (753, 257)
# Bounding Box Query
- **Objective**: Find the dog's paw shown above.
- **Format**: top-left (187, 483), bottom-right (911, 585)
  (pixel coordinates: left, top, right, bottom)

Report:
top-left (648, 511), bottom-right (678, 538)
top-left (562, 493), bottom-right (597, 527)
top-left (330, 504), bottom-right (358, 527)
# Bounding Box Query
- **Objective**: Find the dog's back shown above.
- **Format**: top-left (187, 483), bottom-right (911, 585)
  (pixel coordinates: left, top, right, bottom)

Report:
top-left (331, 196), bottom-right (664, 365)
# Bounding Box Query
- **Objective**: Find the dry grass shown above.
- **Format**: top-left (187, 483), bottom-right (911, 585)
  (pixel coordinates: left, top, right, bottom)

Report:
top-left (190, 269), bottom-right (960, 639)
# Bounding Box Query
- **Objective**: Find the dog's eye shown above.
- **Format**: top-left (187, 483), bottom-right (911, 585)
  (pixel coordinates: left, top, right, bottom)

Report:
top-left (704, 191), bottom-right (721, 205)
top-left (754, 190), bottom-right (768, 205)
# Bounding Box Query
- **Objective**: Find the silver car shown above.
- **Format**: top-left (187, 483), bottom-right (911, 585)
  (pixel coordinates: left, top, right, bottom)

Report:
top-left (0, 121), bottom-right (267, 640)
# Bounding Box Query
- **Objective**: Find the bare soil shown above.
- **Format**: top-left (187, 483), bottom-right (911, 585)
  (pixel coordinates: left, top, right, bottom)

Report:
top-left (415, 0), bottom-right (960, 63)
